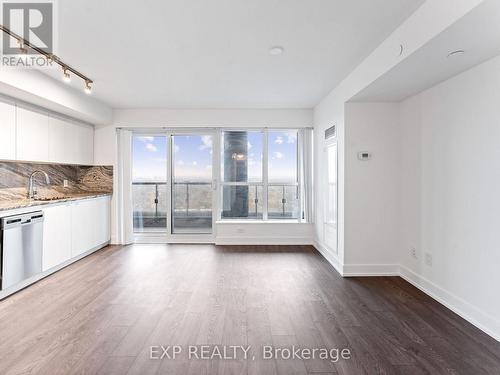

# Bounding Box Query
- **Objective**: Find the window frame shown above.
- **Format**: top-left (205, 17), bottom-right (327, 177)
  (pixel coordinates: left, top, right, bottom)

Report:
top-left (218, 128), bottom-right (304, 222)
top-left (323, 136), bottom-right (338, 253)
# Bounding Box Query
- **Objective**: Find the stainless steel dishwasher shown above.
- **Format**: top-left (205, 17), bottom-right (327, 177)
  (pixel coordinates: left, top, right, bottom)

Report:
top-left (1, 211), bottom-right (44, 290)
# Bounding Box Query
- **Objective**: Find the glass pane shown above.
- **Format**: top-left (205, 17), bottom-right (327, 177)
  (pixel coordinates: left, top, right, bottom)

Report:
top-left (222, 185), bottom-right (263, 219)
top-left (268, 130), bottom-right (298, 184)
top-left (327, 144), bottom-right (337, 224)
top-left (132, 135), bottom-right (167, 232)
top-left (172, 135), bottom-right (213, 234)
top-left (221, 131), bottom-right (263, 183)
top-left (268, 185), bottom-right (299, 219)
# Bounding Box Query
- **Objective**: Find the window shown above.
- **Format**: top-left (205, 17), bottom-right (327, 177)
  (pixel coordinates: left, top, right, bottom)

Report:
top-left (221, 131), bottom-right (264, 219)
top-left (132, 135), bottom-right (168, 232)
top-left (324, 140), bottom-right (338, 252)
top-left (268, 130), bottom-right (299, 219)
top-left (326, 142), bottom-right (337, 225)
top-left (220, 129), bottom-right (303, 221)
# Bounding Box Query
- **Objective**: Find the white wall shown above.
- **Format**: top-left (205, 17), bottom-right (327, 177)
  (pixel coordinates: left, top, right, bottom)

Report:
top-left (313, 0), bottom-right (484, 270)
top-left (343, 103), bottom-right (400, 274)
top-left (94, 108), bottom-right (313, 244)
top-left (398, 55), bottom-right (500, 340)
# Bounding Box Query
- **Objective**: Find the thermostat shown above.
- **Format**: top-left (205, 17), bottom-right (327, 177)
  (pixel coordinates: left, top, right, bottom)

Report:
top-left (358, 151), bottom-right (372, 161)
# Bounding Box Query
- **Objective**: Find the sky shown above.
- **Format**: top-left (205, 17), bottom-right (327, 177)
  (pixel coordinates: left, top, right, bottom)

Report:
top-left (132, 131), bottom-right (297, 183)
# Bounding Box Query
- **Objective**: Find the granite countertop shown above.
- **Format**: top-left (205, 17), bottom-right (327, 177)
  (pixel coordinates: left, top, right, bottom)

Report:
top-left (0, 192), bottom-right (112, 212)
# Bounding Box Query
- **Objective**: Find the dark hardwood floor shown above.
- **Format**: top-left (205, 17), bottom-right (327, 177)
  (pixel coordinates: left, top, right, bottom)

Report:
top-left (0, 244), bottom-right (499, 375)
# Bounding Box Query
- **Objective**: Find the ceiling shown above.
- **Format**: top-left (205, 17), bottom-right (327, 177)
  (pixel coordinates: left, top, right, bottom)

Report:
top-left (43, 0), bottom-right (423, 109)
top-left (351, 0), bottom-right (500, 102)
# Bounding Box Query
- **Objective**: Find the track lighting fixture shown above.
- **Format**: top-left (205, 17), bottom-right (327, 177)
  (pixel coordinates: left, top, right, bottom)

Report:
top-left (17, 38), bottom-right (28, 54)
top-left (0, 24), bottom-right (93, 94)
top-left (62, 67), bottom-right (71, 83)
top-left (84, 80), bottom-right (92, 94)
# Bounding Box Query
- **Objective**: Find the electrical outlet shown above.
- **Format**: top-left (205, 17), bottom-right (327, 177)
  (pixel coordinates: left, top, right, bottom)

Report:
top-left (425, 252), bottom-right (433, 267)
top-left (410, 247), bottom-right (418, 259)
top-left (63, 180), bottom-right (69, 188)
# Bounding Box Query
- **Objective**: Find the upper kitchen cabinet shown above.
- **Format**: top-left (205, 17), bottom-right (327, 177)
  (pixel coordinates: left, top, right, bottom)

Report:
top-left (72, 123), bottom-right (94, 165)
top-left (16, 107), bottom-right (49, 162)
top-left (0, 101), bottom-right (16, 160)
top-left (48, 116), bottom-right (72, 163)
top-left (1, 99), bottom-right (94, 165)
top-left (48, 116), bottom-right (94, 165)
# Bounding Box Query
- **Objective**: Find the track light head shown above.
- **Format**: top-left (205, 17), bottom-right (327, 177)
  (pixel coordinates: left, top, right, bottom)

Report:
top-left (17, 38), bottom-right (28, 54)
top-left (84, 80), bottom-right (92, 94)
top-left (62, 67), bottom-right (71, 83)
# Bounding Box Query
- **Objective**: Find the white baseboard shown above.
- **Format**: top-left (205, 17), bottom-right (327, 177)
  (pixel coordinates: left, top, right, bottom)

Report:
top-left (342, 263), bottom-right (400, 276)
top-left (133, 234), bottom-right (215, 244)
top-left (313, 239), bottom-right (343, 276)
top-left (215, 237), bottom-right (313, 245)
top-left (399, 265), bottom-right (500, 342)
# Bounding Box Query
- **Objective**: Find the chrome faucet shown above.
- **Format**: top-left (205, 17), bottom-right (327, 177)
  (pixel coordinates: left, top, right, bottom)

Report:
top-left (28, 170), bottom-right (50, 199)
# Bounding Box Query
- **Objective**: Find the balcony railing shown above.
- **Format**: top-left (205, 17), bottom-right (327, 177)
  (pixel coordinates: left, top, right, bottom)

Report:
top-left (132, 181), bottom-right (299, 232)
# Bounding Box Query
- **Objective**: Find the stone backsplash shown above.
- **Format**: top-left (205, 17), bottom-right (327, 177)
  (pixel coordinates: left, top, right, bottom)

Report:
top-left (0, 161), bottom-right (113, 200)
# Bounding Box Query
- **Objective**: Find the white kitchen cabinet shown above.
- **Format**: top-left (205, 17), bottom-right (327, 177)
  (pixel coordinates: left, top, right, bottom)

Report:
top-left (48, 116), bottom-right (72, 164)
top-left (16, 107), bottom-right (49, 162)
top-left (73, 124), bottom-right (94, 165)
top-left (71, 196), bottom-right (110, 257)
top-left (0, 101), bottom-right (16, 160)
top-left (94, 197), bottom-right (111, 246)
top-left (42, 203), bottom-right (72, 271)
top-left (71, 199), bottom-right (94, 257)
top-left (49, 116), bottom-right (94, 165)
top-left (1, 99), bottom-right (94, 165)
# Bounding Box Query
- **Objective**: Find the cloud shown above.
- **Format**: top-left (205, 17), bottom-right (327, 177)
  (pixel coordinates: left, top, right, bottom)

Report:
top-left (137, 136), bottom-right (154, 142)
top-left (248, 141), bottom-right (253, 150)
top-left (145, 143), bottom-right (157, 152)
top-left (286, 132), bottom-right (297, 143)
top-left (275, 136), bottom-right (284, 145)
top-left (193, 161), bottom-right (198, 166)
top-left (199, 136), bottom-right (213, 151)
top-left (177, 160), bottom-right (184, 165)
top-left (274, 151), bottom-right (284, 159)
top-left (174, 144), bottom-right (180, 153)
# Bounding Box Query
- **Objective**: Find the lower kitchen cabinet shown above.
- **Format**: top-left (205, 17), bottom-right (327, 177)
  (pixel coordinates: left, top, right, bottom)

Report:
top-left (42, 203), bottom-right (72, 271)
top-left (71, 196), bottom-right (111, 257)
top-left (42, 196), bottom-right (111, 271)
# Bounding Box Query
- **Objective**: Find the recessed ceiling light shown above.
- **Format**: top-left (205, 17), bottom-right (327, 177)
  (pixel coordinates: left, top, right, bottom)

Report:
top-left (269, 46), bottom-right (284, 56)
top-left (447, 50), bottom-right (465, 58)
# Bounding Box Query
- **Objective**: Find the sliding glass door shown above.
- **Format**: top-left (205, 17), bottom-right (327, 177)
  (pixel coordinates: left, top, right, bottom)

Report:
top-left (132, 135), bottom-right (168, 233)
top-left (171, 135), bottom-right (213, 234)
top-left (131, 131), bottom-right (216, 237)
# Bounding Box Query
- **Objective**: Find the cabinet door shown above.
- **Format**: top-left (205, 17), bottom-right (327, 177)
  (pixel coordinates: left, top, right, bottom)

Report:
top-left (71, 200), bottom-right (94, 257)
top-left (0, 101), bottom-right (16, 160)
top-left (16, 107), bottom-right (49, 162)
top-left (42, 204), bottom-right (72, 271)
top-left (73, 124), bottom-right (94, 165)
top-left (95, 197), bottom-right (111, 245)
top-left (48, 116), bottom-right (71, 164)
